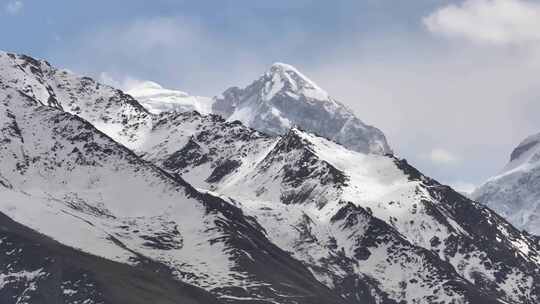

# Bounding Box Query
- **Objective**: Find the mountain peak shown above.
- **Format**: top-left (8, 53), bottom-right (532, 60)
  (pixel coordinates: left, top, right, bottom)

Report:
top-left (267, 62), bottom-right (307, 80)
top-left (212, 63), bottom-right (392, 155)
top-left (486, 132), bottom-right (540, 178)
top-left (128, 80), bottom-right (167, 91)
top-left (509, 132), bottom-right (540, 164)
top-left (473, 130), bottom-right (540, 234)
top-left (126, 80), bottom-right (213, 115)
top-left (263, 62), bottom-right (329, 101)
top-left (269, 61), bottom-right (296, 71)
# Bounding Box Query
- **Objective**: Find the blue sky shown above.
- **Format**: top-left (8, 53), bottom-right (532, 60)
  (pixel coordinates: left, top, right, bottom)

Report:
top-left (1, 0), bottom-right (444, 90)
top-left (3, 0), bottom-right (540, 192)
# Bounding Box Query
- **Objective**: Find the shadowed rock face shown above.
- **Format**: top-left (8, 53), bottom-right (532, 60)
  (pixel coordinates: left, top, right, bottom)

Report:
top-left (474, 132), bottom-right (540, 234)
top-left (0, 212), bottom-right (222, 304)
top-left (212, 63), bottom-right (392, 155)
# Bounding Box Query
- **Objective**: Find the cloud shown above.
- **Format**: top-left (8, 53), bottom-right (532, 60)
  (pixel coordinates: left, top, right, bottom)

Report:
top-left (55, 16), bottom-right (271, 96)
top-left (48, 8), bottom-right (540, 187)
top-left (424, 0), bottom-right (540, 45)
top-left (98, 72), bottom-right (152, 92)
top-left (308, 31), bottom-right (540, 185)
top-left (98, 72), bottom-right (124, 89)
top-left (427, 148), bottom-right (460, 164)
top-left (5, 0), bottom-right (23, 15)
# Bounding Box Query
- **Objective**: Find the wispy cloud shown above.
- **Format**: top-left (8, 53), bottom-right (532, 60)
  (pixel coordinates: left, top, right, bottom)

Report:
top-left (5, 0), bottom-right (23, 15)
top-left (427, 148), bottom-right (460, 165)
top-left (47, 6), bottom-right (540, 187)
top-left (57, 16), bottom-right (271, 95)
top-left (98, 72), bottom-right (148, 92)
top-left (424, 0), bottom-right (540, 45)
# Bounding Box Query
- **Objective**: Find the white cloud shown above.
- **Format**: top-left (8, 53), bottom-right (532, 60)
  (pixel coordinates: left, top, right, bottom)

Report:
top-left (5, 0), bottom-right (23, 15)
top-left (98, 72), bottom-right (127, 89)
top-left (98, 72), bottom-right (153, 92)
top-left (52, 12), bottom-right (540, 187)
top-left (308, 33), bottom-right (540, 185)
top-left (427, 148), bottom-right (460, 164)
top-left (424, 0), bottom-right (540, 45)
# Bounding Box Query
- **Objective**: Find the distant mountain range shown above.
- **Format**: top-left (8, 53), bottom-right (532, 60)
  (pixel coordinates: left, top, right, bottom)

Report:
top-left (128, 62), bottom-right (391, 155)
top-left (1, 51), bottom-right (540, 303)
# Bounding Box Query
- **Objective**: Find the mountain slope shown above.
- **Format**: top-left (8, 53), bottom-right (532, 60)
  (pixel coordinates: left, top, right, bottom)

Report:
top-left (150, 121), bottom-right (540, 304)
top-left (3, 51), bottom-right (540, 303)
top-left (212, 63), bottom-right (392, 155)
top-left (0, 59), bottom-right (350, 303)
top-left (0, 211), bottom-right (222, 304)
top-left (473, 132), bottom-right (540, 235)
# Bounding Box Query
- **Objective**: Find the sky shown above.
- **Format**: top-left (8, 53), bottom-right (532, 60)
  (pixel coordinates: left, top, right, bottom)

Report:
top-left (2, 0), bottom-right (540, 193)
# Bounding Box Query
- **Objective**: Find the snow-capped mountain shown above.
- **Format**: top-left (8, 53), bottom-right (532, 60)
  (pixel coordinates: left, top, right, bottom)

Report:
top-left (115, 63), bottom-right (391, 156)
top-left (212, 63), bottom-right (392, 155)
top-left (0, 51), bottom-right (349, 304)
top-left (144, 116), bottom-right (540, 303)
top-left (126, 80), bottom-right (213, 115)
top-left (473, 132), bottom-right (540, 235)
top-left (2, 51), bottom-right (540, 304)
